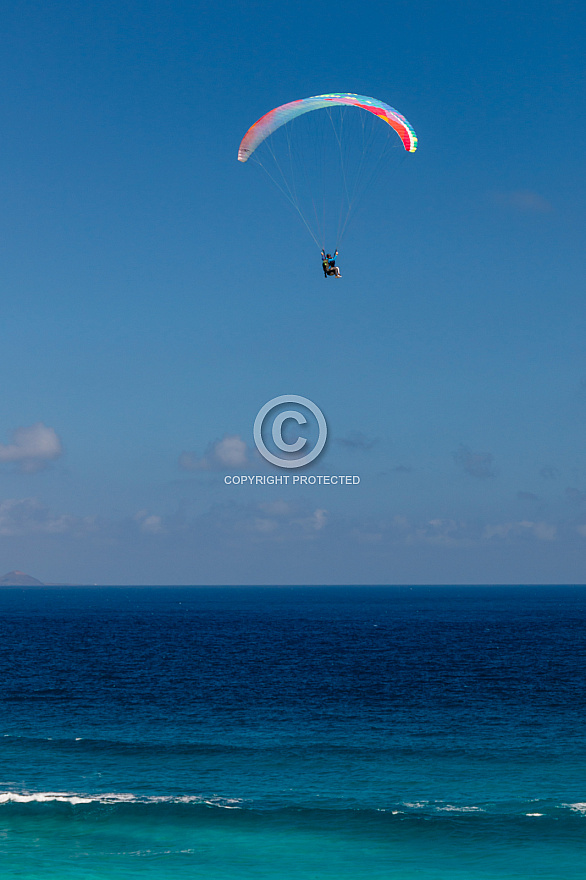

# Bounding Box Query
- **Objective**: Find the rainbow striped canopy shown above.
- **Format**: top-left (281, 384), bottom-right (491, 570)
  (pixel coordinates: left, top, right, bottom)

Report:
top-left (238, 93), bottom-right (417, 162)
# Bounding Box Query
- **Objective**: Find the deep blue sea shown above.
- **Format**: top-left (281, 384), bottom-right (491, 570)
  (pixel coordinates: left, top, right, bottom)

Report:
top-left (1, 585), bottom-right (585, 878)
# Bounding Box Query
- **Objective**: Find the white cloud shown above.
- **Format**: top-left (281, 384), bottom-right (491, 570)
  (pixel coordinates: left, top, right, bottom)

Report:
top-left (179, 435), bottom-right (249, 471)
top-left (0, 423), bottom-right (62, 472)
top-left (483, 520), bottom-right (556, 541)
top-left (134, 510), bottom-right (164, 534)
top-left (215, 436), bottom-right (249, 467)
top-left (530, 522), bottom-right (557, 541)
top-left (141, 515), bottom-right (164, 534)
top-left (294, 508), bottom-right (328, 533)
top-left (223, 501), bottom-right (329, 542)
top-left (252, 517), bottom-right (279, 534)
top-left (410, 518), bottom-right (472, 547)
top-left (312, 509), bottom-right (328, 531)
top-left (359, 516), bottom-right (558, 549)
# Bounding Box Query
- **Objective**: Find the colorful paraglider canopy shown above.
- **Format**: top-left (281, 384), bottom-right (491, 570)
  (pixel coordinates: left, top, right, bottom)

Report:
top-left (238, 93), bottom-right (417, 162)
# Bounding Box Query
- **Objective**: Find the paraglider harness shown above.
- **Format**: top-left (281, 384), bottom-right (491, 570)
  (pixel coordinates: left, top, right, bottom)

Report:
top-left (321, 250), bottom-right (338, 277)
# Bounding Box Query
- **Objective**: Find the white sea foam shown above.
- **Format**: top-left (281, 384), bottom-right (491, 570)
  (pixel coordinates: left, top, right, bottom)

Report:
top-left (0, 791), bottom-right (244, 808)
top-left (402, 801), bottom-right (484, 813)
top-left (526, 813), bottom-right (544, 816)
top-left (121, 849), bottom-right (196, 856)
top-left (435, 805), bottom-right (484, 813)
top-left (0, 792), bottom-right (94, 805)
top-left (566, 803), bottom-right (586, 814)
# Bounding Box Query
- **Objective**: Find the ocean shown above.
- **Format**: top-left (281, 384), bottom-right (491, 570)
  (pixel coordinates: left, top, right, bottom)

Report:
top-left (0, 585), bottom-right (584, 878)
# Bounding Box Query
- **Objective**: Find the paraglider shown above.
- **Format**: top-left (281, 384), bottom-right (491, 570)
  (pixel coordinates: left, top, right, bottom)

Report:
top-left (238, 93), bottom-right (417, 271)
top-left (321, 249), bottom-right (341, 278)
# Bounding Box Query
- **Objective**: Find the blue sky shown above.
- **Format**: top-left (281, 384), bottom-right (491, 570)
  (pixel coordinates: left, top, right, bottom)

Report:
top-left (0, 0), bottom-right (585, 584)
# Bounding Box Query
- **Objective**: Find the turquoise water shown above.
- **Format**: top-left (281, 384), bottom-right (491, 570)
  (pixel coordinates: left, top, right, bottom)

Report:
top-left (1, 586), bottom-right (585, 878)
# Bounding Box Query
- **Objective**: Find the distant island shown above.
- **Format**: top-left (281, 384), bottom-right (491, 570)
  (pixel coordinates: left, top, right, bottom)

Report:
top-left (0, 571), bottom-right (76, 587)
top-left (0, 570), bottom-right (45, 586)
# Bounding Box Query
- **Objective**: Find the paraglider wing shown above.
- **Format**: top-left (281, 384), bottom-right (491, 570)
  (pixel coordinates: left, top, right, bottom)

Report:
top-left (238, 93), bottom-right (417, 162)
top-left (238, 92), bottom-right (417, 249)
